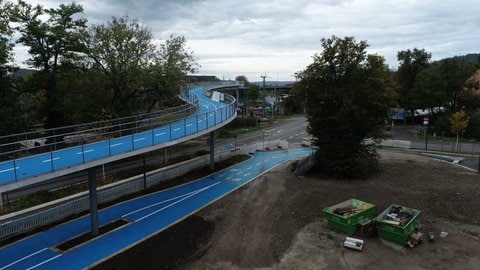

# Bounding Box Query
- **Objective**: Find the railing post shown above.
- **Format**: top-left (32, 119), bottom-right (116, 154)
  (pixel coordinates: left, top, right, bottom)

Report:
top-left (81, 143), bottom-right (85, 163)
top-left (50, 151), bottom-right (54, 172)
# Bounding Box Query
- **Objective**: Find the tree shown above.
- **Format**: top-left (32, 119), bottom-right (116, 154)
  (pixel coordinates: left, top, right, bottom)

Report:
top-left (83, 15), bottom-right (156, 117)
top-left (412, 57), bottom-right (477, 113)
top-left (142, 35), bottom-right (198, 112)
top-left (235, 75), bottom-right (250, 87)
top-left (0, 0), bottom-right (12, 66)
top-left (296, 36), bottom-right (397, 178)
top-left (246, 84), bottom-right (260, 101)
top-left (10, 1), bottom-right (87, 128)
top-left (449, 107), bottom-right (469, 151)
top-left (0, 0), bottom-right (32, 134)
top-left (396, 48), bottom-right (431, 122)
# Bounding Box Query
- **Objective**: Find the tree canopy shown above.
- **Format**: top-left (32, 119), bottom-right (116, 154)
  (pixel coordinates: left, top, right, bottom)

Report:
top-left (0, 1), bottom-right (198, 131)
top-left (296, 36), bottom-right (397, 178)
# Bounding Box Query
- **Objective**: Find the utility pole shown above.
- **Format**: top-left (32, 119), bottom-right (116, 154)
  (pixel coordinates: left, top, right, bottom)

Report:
top-left (261, 74), bottom-right (267, 118)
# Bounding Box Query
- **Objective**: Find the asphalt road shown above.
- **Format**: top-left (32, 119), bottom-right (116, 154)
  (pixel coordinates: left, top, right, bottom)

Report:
top-left (391, 125), bottom-right (480, 172)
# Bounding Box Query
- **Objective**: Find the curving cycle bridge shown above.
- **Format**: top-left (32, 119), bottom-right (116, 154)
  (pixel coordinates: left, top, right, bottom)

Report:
top-left (0, 83), bottom-right (239, 196)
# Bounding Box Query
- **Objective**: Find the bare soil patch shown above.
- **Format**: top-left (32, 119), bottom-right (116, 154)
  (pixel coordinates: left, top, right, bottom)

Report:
top-left (95, 151), bottom-right (480, 270)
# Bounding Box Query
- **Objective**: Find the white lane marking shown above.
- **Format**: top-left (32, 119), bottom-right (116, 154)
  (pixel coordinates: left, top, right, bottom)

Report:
top-left (244, 173), bottom-right (251, 177)
top-left (155, 132), bottom-right (166, 137)
top-left (26, 254), bottom-right (62, 270)
top-left (124, 189), bottom-right (202, 217)
top-left (134, 137), bottom-right (146, 142)
top-left (0, 167), bottom-right (19, 173)
top-left (173, 128), bottom-right (181, 131)
top-left (76, 149), bottom-right (94, 154)
top-left (132, 182), bottom-right (220, 223)
top-left (110, 143), bottom-right (123, 147)
top-left (186, 124), bottom-right (193, 127)
top-left (0, 247), bottom-right (50, 270)
top-left (42, 157), bottom-right (60, 163)
top-left (256, 162), bottom-right (262, 166)
top-left (246, 166), bottom-right (252, 170)
top-left (277, 129), bottom-right (285, 133)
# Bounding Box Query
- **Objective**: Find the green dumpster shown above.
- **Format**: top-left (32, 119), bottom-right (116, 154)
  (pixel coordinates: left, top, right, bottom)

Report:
top-left (322, 198), bottom-right (376, 235)
top-left (374, 204), bottom-right (421, 244)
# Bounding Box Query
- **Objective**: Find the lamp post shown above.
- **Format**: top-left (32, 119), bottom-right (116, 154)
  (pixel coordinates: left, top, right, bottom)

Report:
top-left (261, 74), bottom-right (267, 118)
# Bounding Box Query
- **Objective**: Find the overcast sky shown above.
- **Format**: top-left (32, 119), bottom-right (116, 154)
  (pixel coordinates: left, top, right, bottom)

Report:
top-left (13, 0), bottom-right (480, 81)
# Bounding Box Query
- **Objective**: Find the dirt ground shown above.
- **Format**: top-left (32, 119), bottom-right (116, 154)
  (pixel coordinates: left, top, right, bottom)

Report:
top-left (95, 150), bottom-right (480, 270)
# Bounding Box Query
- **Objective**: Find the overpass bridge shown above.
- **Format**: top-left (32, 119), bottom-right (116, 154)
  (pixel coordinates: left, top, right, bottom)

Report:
top-left (0, 83), bottom-right (240, 204)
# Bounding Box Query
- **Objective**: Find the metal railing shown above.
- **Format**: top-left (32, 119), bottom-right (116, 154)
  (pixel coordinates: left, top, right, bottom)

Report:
top-left (0, 86), bottom-right (237, 184)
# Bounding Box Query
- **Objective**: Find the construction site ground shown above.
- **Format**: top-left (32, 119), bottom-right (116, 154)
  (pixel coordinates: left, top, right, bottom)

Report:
top-left (95, 150), bottom-right (480, 270)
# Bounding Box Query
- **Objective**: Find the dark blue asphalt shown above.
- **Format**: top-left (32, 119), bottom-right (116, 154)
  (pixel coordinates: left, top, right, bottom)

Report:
top-left (0, 148), bottom-right (311, 269)
top-left (0, 88), bottom-right (233, 184)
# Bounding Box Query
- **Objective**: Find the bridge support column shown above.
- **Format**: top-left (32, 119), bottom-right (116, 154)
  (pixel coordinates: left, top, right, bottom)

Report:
top-left (88, 168), bottom-right (99, 236)
top-left (209, 131), bottom-right (215, 170)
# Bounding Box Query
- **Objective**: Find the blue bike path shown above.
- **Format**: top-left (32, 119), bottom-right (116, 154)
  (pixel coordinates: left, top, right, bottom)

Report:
top-left (0, 87), bottom-right (233, 184)
top-left (0, 148), bottom-right (311, 269)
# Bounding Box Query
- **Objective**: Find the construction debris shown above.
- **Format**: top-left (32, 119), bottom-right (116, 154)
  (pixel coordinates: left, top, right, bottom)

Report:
top-left (333, 203), bottom-right (370, 217)
top-left (406, 232), bottom-right (423, 248)
top-left (344, 237), bottom-right (364, 251)
top-left (357, 219), bottom-right (376, 237)
top-left (380, 205), bottom-right (414, 227)
top-left (428, 231), bottom-right (435, 243)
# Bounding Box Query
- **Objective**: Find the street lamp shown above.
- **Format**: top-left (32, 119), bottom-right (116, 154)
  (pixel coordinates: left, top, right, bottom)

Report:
top-left (261, 74), bottom-right (267, 118)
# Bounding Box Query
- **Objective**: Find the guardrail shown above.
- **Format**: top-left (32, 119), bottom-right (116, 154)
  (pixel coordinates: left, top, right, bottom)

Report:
top-left (0, 140), bottom-right (287, 241)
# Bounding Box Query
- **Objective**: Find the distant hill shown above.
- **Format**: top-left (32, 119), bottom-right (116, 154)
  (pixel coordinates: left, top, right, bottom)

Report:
top-left (252, 81), bottom-right (294, 87)
top-left (431, 53), bottom-right (479, 66)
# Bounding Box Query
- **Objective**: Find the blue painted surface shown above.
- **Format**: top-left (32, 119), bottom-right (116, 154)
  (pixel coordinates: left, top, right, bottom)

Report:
top-left (0, 88), bottom-right (233, 184)
top-left (0, 148), bottom-right (311, 269)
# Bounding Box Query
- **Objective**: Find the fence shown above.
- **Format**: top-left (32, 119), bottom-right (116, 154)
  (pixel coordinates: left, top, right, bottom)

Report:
top-left (0, 139), bottom-right (287, 241)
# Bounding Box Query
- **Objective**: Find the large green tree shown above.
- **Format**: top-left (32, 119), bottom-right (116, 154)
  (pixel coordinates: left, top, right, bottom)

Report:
top-left (296, 36), bottom-right (397, 178)
top-left (83, 15), bottom-right (156, 117)
top-left (412, 57), bottom-right (478, 113)
top-left (10, 1), bottom-right (87, 128)
top-left (396, 48), bottom-right (431, 122)
top-left (142, 35), bottom-right (198, 112)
